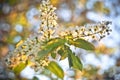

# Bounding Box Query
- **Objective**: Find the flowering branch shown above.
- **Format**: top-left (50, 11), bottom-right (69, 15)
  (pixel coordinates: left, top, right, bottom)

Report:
top-left (5, 0), bottom-right (112, 79)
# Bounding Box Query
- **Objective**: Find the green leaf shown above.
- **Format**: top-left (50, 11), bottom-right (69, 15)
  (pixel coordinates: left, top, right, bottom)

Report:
top-left (51, 52), bottom-right (56, 59)
top-left (45, 61), bottom-right (64, 79)
top-left (69, 39), bottom-right (95, 51)
top-left (58, 46), bottom-right (68, 60)
top-left (66, 46), bottom-right (83, 71)
top-left (33, 76), bottom-right (39, 80)
top-left (38, 38), bottom-right (66, 59)
top-left (13, 62), bottom-right (26, 75)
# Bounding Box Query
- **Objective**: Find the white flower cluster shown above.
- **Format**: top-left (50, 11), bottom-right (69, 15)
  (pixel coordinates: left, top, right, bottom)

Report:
top-left (39, 0), bottom-right (58, 39)
top-left (5, 36), bottom-right (40, 68)
top-left (58, 21), bottom-right (112, 41)
top-left (5, 0), bottom-right (59, 70)
top-left (40, 0), bottom-right (57, 28)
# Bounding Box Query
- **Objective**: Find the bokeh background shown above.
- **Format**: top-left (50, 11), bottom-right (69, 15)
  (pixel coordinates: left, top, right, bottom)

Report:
top-left (0, 0), bottom-right (120, 80)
